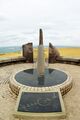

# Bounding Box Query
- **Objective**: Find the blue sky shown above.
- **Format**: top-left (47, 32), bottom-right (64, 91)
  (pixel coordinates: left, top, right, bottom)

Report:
top-left (0, 0), bottom-right (80, 46)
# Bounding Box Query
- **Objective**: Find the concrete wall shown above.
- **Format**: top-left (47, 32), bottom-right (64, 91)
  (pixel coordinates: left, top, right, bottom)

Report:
top-left (22, 43), bottom-right (33, 63)
top-left (0, 57), bottom-right (26, 67)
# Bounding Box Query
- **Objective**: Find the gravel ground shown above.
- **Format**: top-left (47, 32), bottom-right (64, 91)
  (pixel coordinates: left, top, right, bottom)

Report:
top-left (0, 63), bottom-right (80, 120)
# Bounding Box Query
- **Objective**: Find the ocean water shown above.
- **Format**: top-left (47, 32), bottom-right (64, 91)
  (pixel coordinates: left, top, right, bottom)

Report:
top-left (0, 46), bottom-right (22, 54)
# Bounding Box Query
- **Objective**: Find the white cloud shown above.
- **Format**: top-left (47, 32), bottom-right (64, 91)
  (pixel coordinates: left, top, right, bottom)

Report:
top-left (0, 0), bottom-right (80, 46)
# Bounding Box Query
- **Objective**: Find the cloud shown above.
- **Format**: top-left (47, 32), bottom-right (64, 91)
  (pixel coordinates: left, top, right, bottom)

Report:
top-left (0, 15), bottom-right (6, 21)
top-left (0, 11), bottom-right (8, 21)
top-left (0, 0), bottom-right (80, 46)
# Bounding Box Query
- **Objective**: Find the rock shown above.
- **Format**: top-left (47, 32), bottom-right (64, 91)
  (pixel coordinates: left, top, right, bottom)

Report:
top-left (22, 43), bottom-right (33, 63)
top-left (48, 43), bottom-right (61, 63)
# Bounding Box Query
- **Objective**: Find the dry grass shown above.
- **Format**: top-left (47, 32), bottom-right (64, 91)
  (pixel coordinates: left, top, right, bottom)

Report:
top-left (58, 47), bottom-right (80, 58)
top-left (0, 51), bottom-right (22, 60)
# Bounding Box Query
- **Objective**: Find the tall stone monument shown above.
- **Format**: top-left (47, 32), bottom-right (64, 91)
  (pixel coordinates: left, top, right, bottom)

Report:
top-left (37, 29), bottom-right (45, 76)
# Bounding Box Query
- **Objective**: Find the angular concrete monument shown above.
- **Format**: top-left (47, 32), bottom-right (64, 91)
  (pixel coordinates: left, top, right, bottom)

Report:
top-left (22, 43), bottom-right (33, 63)
top-left (49, 43), bottom-right (61, 63)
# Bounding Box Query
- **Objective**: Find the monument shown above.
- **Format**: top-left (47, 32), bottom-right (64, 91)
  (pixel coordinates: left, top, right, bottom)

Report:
top-left (37, 29), bottom-right (45, 76)
top-left (48, 42), bottom-right (61, 63)
top-left (22, 43), bottom-right (33, 63)
top-left (9, 29), bottom-right (72, 120)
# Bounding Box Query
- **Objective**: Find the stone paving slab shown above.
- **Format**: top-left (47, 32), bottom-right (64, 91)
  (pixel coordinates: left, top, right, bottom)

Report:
top-left (0, 63), bottom-right (80, 120)
top-left (13, 89), bottom-right (66, 120)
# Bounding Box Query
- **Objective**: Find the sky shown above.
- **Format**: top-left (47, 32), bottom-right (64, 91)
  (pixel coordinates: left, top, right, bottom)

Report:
top-left (0, 0), bottom-right (80, 47)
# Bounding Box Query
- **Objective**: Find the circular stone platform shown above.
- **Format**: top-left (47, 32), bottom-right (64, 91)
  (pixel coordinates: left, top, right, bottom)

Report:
top-left (9, 67), bottom-right (72, 95)
top-left (15, 68), bottom-right (68, 87)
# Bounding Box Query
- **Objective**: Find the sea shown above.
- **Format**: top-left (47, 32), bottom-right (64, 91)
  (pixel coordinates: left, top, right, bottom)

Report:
top-left (0, 46), bottom-right (22, 54)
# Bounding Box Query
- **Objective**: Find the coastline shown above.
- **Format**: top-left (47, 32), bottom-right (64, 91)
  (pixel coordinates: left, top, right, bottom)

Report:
top-left (0, 47), bottom-right (80, 60)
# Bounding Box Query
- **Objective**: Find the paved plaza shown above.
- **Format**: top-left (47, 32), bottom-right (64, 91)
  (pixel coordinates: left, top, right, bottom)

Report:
top-left (0, 63), bottom-right (80, 120)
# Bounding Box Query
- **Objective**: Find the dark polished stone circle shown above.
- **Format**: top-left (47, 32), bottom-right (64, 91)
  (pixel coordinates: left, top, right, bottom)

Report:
top-left (18, 92), bottom-right (62, 113)
top-left (15, 68), bottom-right (68, 87)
